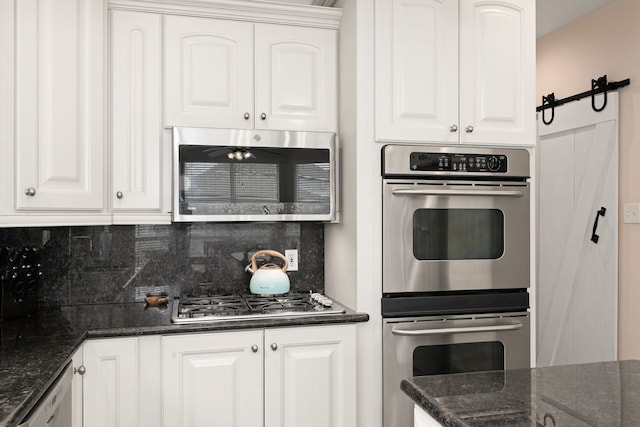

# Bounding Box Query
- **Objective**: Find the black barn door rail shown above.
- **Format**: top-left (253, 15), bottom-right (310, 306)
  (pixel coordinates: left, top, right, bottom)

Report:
top-left (537, 75), bottom-right (630, 125)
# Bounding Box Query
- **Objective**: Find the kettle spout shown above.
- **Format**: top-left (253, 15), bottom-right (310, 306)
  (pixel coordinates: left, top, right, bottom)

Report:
top-left (244, 264), bottom-right (255, 274)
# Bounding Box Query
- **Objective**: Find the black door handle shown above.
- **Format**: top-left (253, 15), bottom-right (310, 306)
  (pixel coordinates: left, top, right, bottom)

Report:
top-left (591, 207), bottom-right (607, 243)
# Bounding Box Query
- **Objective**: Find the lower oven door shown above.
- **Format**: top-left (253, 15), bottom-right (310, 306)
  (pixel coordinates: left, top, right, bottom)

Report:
top-left (383, 312), bottom-right (530, 427)
top-left (382, 180), bottom-right (530, 293)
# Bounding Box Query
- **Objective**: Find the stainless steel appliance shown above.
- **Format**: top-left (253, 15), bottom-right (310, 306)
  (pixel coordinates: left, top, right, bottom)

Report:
top-left (383, 312), bottom-right (530, 427)
top-left (383, 144), bottom-right (530, 293)
top-left (171, 292), bottom-right (345, 324)
top-left (18, 361), bottom-right (72, 427)
top-left (173, 127), bottom-right (338, 222)
top-left (381, 145), bottom-right (532, 427)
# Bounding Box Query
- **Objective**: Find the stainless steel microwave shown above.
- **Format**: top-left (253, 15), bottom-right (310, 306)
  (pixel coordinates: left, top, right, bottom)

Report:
top-left (172, 127), bottom-right (338, 222)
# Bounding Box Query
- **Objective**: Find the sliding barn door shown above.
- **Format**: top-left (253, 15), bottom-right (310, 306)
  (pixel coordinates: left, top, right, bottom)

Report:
top-left (537, 92), bottom-right (618, 367)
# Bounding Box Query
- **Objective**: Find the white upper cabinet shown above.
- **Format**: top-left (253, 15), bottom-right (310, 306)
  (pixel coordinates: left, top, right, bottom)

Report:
top-left (165, 17), bottom-right (337, 132)
top-left (375, 0), bottom-right (535, 146)
top-left (110, 10), bottom-right (165, 218)
top-left (15, 0), bottom-right (105, 210)
top-left (255, 24), bottom-right (337, 132)
top-left (164, 16), bottom-right (255, 130)
top-left (458, 0), bottom-right (535, 145)
top-left (1, 0), bottom-right (340, 225)
top-left (376, 0), bottom-right (459, 143)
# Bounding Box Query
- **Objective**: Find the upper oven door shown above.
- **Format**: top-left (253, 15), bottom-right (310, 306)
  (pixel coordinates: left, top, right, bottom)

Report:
top-left (383, 180), bottom-right (530, 293)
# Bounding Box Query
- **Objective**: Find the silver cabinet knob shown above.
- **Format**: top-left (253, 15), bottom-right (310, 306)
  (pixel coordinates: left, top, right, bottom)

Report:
top-left (116, 191), bottom-right (123, 199)
top-left (244, 112), bottom-right (250, 120)
top-left (449, 124), bottom-right (458, 132)
top-left (465, 125), bottom-right (474, 133)
top-left (74, 365), bottom-right (86, 375)
top-left (270, 343), bottom-right (278, 351)
top-left (24, 187), bottom-right (36, 197)
top-left (251, 345), bottom-right (259, 353)
top-left (260, 113), bottom-right (267, 120)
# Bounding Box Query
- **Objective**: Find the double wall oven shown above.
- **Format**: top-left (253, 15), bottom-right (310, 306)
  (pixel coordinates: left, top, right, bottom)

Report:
top-left (382, 145), bottom-right (531, 427)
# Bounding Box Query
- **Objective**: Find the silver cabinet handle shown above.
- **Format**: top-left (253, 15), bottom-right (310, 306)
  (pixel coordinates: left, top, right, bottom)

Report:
top-left (465, 125), bottom-right (474, 133)
top-left (392, 321), bottom-right (523, 336)
top-left (25, 187), bottom-right (36, 196)
top-left (391, 189), bottom-right (524, 197)
top-left (449, 124), bottom-right (458, 132)
top-left (116, 191), bottom-right (123, 199)
top-left (244, 112), bottom-right (250, 120)
top-left (251, 345), bottom-right (259, 353)
top-left (74, 365), bottom-right (86, 375)
top-left (260, 113), bottom-right (267, 120)
top-left (270, 343), bottom-right (278, 351)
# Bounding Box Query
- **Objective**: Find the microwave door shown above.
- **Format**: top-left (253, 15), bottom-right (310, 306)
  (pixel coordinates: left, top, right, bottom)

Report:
top-left (173, 128), bottom-right (337, 222)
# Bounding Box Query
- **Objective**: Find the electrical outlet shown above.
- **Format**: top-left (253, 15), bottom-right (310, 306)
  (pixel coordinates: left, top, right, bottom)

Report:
top-left (624, 203), bottom-right (640, 224)
top-left (285, 249), bottom-right (299, 272)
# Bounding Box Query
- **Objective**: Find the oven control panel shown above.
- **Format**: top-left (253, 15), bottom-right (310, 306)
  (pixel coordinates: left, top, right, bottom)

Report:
top-left (410, 152), bottom-right (508, 173)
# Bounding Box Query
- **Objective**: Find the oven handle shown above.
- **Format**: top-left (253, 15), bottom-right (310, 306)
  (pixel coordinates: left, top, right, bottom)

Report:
top-left (391, 320), bottom-right (524, 336)
top-left (391, 189), bottom-right (525, 197)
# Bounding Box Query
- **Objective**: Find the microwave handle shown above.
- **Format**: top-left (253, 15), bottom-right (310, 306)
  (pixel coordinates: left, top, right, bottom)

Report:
top-left (391, 321), bottom-right (524, 336)
top-left (391, 189), bottom-right (525, 197)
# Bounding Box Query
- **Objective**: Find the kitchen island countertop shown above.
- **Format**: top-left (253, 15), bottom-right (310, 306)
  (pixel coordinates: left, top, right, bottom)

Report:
top-left (0, 300), bottom-right (368, 427)
top-left (402, 360), bottom-right (640, 426)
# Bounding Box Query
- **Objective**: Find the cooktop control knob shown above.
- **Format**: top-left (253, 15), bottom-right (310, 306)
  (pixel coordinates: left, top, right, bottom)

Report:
top-left (487, 156), bottom-right (501, 171)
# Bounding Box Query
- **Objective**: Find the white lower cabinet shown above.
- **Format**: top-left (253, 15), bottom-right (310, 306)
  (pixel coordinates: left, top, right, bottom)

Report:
top-left (162, 329), bottom-right (264, 427)
top-left (82, 338), bottom-right (139, 427)
top-left (264, 326), bottom-right (356, 427)
top-left (414, 405), bottom-right (442, 427)
top-left (162, 324), bottom-right (356, 427)
top-left (76, 325), bottom-right (355, 427)
top-left (71, 347), bottom-right (83, 427)
top-left (77, 336), bottom-right (161, 427)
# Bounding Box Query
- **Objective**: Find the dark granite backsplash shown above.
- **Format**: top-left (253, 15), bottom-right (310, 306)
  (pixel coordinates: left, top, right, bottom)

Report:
top-left (0, 222), bottom-right (324, 307)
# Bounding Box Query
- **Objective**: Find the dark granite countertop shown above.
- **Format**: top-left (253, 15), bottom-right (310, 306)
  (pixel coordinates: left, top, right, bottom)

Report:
top-left (401, 360), bottom-right (640, 426)
top-left (0, 300), bottom-right (368, 427)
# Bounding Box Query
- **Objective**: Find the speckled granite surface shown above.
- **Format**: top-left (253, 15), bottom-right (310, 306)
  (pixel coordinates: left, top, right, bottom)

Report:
top-left (0, 301), bottom-right (368, 427)
top-left (0, 222), bottom-right (325, 307)
top-left (402, 360), bottom-right (640, 426)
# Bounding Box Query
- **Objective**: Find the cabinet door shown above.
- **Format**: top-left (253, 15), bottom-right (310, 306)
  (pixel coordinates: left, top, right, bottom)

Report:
top-left (264, 325), bottom-right (356, 427)
top-left (164, 16), bottom-right (254, 129)
top-left (414, 405), bottom-right (443, 427)
top-left (110, 10), bottom-right (162, 212)
top-left (15, 0), bottom-right (104, 210)
top-left (83, 338), bottom-right (138, 427)
top-left (375, 0), bottom-right (458, 143)
top-left (71, 346), bottom-right (83, 427)
top-left (459, 0), bottom-right (535, 145)
top-left (255, 24), bottom-right (337, 132)
top-left (162, 330), bottom-right (264, 427)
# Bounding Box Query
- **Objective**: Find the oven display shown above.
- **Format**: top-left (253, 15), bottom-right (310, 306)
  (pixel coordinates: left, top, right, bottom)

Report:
top-left (410, 152), bottom-right (508, 173)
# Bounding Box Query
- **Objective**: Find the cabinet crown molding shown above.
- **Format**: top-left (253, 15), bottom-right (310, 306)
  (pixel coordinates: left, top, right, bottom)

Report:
top-left (109, 0), bottom-right (342, 29)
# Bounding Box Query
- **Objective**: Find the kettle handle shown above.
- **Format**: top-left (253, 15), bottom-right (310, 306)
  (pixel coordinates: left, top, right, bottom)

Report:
top-left (251, 250), bottom-right (288, 273)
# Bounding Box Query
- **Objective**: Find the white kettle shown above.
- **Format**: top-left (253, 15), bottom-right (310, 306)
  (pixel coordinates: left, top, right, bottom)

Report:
top-left (245, 250), bottom-right (290, 295)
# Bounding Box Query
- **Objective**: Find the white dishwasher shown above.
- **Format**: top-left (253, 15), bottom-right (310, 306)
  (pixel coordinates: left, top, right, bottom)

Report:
top-left (18, 361), bottom-right (72, 427)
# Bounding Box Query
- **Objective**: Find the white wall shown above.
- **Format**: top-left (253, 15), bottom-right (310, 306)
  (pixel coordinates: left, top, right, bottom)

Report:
top-left (325, 0), bottom-right (382, 426)
top-left (537, 0), bottom-right (640, 360)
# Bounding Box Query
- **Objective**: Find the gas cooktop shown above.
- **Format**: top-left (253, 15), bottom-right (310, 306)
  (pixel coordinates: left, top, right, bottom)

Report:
top-left (171, 292), bottom-right (346, 324)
